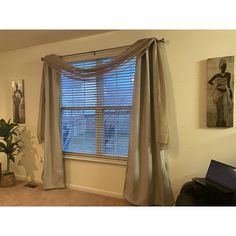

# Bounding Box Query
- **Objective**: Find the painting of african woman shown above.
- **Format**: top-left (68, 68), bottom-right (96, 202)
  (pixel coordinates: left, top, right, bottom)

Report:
top-left (12, 80), bottom-right (25, 124)
top-left (207, 56), bottom-right (234, 128)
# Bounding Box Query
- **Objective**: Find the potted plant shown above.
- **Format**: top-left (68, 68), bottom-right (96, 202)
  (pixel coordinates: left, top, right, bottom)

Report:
top-left (0, 119), bottom-right (22, 187)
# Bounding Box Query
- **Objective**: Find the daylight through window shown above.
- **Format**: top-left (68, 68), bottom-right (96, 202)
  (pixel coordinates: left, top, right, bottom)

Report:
top-left (61, 56), bottom-right (136, 158)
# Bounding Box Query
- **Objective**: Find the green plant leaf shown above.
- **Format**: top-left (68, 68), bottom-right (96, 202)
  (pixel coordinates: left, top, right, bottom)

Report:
top-left (0, 118), bottom-right (22, 162)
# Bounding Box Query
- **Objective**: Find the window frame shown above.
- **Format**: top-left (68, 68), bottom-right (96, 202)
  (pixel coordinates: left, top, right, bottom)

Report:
top-left (61, 49), bottom-right (135, 162)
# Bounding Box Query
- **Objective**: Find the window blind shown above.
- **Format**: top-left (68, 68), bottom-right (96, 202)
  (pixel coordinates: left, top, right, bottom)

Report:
top-left (61, 57), bottom-right (136, 158)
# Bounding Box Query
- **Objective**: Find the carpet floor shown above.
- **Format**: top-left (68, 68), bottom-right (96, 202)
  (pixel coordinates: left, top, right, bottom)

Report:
top-left (0, 181), bottom-right (131, 206)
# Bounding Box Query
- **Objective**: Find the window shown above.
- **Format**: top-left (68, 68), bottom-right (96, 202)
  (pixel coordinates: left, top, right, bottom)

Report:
top-left (61, 54), bottom-right (136, 159)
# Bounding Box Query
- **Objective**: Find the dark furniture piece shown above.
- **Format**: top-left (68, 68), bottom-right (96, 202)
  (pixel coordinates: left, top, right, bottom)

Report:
top-left (175, 181), bottom-right (236, 206)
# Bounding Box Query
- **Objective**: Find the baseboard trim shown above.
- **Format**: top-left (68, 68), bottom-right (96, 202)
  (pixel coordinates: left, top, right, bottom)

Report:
top-left (66, 183), bottom-right (124, 199)
top-left (15, 175), bottom-right (124, 199)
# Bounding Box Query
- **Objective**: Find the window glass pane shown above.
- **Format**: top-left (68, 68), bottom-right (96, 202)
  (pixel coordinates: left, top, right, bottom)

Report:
top-left (61, 59), bottom-right (97, 108)
top-left (103, 110), bottom-right (131, 157)
top-left (61, 77), bottom-right (96, 107)
top-left (71, 60), bottom-right (96, 69)
top-left (61, 56), bottom-right (136, 158)
top-left (61, 110), bottom-right (96, 154)
top-left (100, 58), bottom-right (136, 106)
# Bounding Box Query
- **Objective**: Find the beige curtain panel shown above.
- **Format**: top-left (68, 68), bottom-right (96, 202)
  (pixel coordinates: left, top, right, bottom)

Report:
top-left (37, 38), bottom-right (174, 205)
top-left (124, 41), bottom-right (174, 205)
top-left (37, 64), bottom-right (65, 189)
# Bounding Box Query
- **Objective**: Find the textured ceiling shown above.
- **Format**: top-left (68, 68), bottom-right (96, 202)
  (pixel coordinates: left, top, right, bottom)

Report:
top-left (0, 30), bottom-right (112, 53)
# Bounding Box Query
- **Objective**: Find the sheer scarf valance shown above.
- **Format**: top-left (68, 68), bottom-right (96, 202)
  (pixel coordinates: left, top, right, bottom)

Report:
top-left (37, 37), bottom-right (168, 144)
top-left (43, 38), bottom-right (158, 78)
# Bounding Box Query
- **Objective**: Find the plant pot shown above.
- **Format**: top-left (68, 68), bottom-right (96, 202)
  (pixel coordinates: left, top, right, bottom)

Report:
top-left (0, 172), bottom-right (16, 187)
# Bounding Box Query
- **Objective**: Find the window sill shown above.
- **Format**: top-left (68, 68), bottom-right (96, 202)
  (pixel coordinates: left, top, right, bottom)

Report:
top-left (63, 153), bottom-right (127, 166)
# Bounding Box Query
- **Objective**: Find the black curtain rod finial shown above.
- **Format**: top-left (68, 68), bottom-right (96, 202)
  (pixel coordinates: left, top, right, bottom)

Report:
top-left (157, 38), bottom-right (165, 43)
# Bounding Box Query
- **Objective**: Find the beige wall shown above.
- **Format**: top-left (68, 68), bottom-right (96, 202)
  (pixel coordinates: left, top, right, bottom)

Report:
top-left (1, 30), bottom-right (236, 199)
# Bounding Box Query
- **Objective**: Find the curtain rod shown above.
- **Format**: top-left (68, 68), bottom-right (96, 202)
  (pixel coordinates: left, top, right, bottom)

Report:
top-left (41, 38), bottom-right (165, 61)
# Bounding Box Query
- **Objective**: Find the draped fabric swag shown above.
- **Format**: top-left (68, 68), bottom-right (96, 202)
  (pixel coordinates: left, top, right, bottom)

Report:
top-left (37, 38), bottom-right (174, 205)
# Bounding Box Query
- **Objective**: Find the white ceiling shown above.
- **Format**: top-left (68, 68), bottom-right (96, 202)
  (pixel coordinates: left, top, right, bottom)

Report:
top-left (0, 30), bottom-right (112, 53)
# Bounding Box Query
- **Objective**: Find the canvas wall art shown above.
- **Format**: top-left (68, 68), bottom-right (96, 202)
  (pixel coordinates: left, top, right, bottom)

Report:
top-left (12, 80), bottom-right (25, 124)
top-left (207, 56), bottom-right (234, 128)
